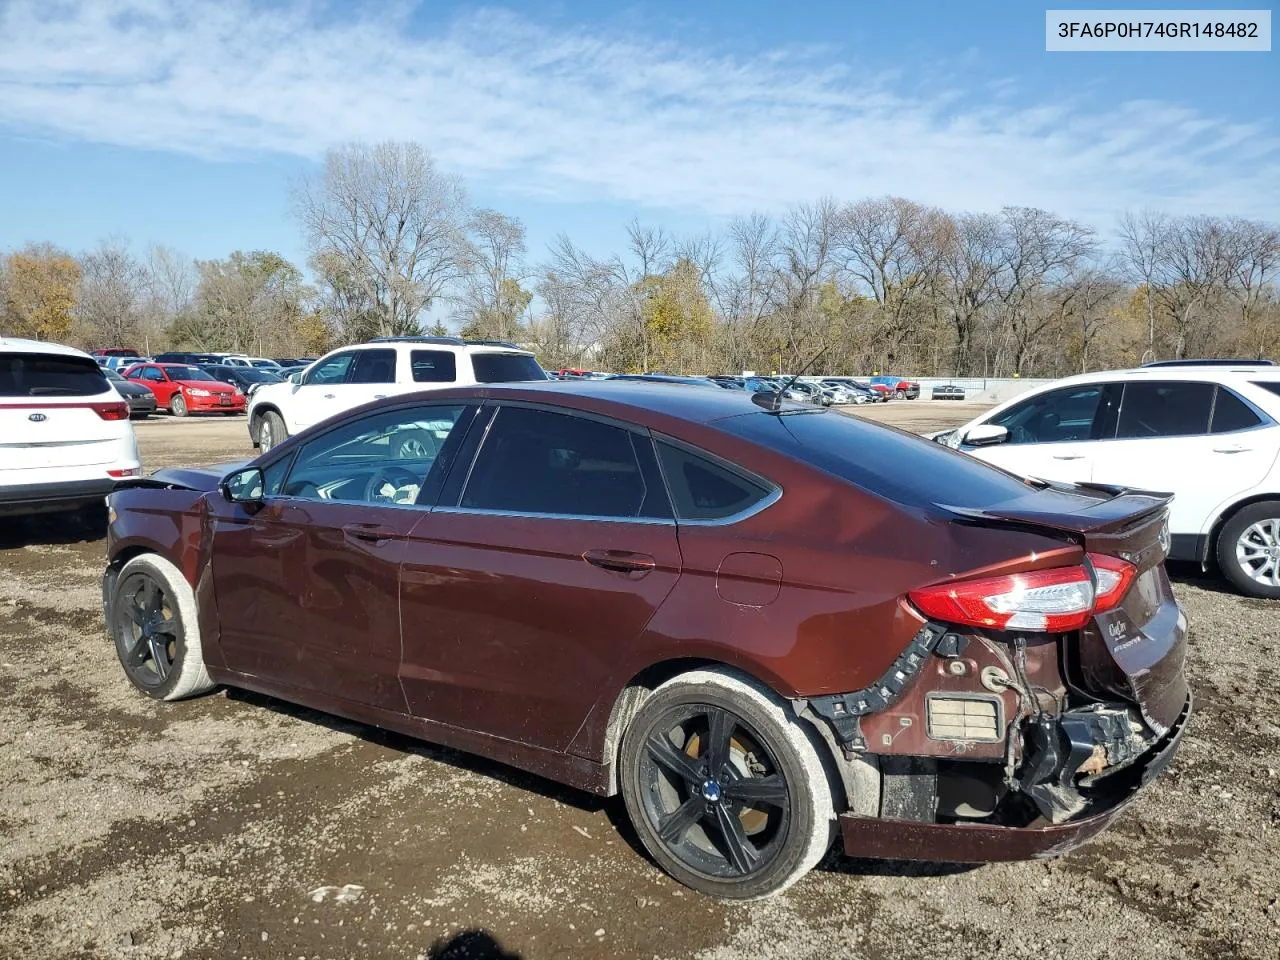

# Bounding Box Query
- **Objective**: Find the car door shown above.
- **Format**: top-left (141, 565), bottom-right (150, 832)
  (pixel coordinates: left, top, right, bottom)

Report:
top-left (342, 347), bottom-right (400, 407)
top-left (398, 403), bottom-right (683, 752)
top-left (209, 402), bottom-right (472, 711)
top-left (287, 350), bottom-right (358, 431)
top-left (134, 365), bottom-right (174, 406)
top-left (1091, 381), bottom-right (1279, 537)
top-left (962, 383), bottom-right (1108, 483)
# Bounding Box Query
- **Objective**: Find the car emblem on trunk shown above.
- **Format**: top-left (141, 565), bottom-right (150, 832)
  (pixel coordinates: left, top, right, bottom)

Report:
top-left (28, 413), bottom-right (47, 422)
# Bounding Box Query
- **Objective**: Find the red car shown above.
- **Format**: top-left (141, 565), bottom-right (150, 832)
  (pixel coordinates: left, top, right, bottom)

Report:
top-left (122, 363), bottom-right (245, 417)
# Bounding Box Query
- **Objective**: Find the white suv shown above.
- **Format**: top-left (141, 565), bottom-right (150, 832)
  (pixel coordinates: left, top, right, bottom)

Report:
top-left (935, 361), bottom-right (1280, 597)
top-left (248, 337), bottom-right (547, 453)
top-left (0, 338), bottom-right (141, 520)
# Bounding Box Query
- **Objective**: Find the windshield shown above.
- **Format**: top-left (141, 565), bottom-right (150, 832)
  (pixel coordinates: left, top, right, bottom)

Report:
top-left (471, 352), bottom-right (547, 383)
top-left (249, 359), bottom-right (278, 368)
top-left (166, 366), bottom-right (216, 382)
top-left (0, 354), bottom-right (111, 397)
top-left (236, 368), bottom-right (283, 383)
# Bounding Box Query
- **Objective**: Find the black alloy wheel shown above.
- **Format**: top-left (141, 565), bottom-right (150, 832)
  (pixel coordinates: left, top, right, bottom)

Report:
top-left (637, 704), bottom-right (792, 881)
top-left (113, 572), bottom-right (180, 689)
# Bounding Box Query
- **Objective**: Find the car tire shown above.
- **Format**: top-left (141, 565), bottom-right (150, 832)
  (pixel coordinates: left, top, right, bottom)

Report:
top-left (170, 394), bottom-right (188, 417)
top-left (258, 411), bottom-right (287, 453)
top-left (1216, 500), bottom-right (1280, 599)
top-left (618, 667), bottom-right (836, 900)
top-left (109, 553), bottom-right (215, 701)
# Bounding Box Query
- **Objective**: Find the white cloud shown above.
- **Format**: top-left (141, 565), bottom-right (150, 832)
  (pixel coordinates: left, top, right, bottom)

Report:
top-left (0, 0), bottom-right (1276, 224)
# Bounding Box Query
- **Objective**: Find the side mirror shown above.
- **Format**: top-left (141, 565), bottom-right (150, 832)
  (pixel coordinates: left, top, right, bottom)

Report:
top-left (221, 466), bottom-right (265, 504)
top-left (962, 424), bottom-right (1009, 448)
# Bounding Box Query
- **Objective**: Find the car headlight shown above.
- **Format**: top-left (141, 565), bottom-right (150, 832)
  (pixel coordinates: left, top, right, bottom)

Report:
top-left (188, 388), bottom-right (212, 397)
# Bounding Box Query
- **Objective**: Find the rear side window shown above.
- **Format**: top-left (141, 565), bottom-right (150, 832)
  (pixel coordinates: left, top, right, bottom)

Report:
top-left (470, 352), bottom-right (546, 383)
top-left (656, 441), bottom-right (773, 521)
top-left (0, 354), bottom-right (110, 397)
top-left (717, 410), bottom-right (1038, 511)
top-left (460, 407), bottom-right (661, 518)
top-left (1116, 382), bottom-right (1213, 438)
top-left (987, 385), bottom-right (1102, 444)
top-left (411, 350), bottom-right (458, 383)
top-left (348, 349), bottom-right (397, 384)
top-left (1211, 387), bottom-right (1264, 433)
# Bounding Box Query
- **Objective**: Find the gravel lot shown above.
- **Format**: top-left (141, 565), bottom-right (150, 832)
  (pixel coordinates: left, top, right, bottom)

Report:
top-left (1, 402), bottom-right (1278, 960)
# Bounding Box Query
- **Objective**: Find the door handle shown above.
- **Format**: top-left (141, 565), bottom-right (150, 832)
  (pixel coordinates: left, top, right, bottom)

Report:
top-left (323, 393), bottom-right (336, 399)
top-left (343, 522), bottom-right (395, 544)
top-left (1213, 445), bottom-right (1250, 454)
top-left (582, 549), bottom-right (656, 574)
top-left (374, 394), bottom-right (387, 399)
top-left (1052, 455), bottom-right (1084, 461)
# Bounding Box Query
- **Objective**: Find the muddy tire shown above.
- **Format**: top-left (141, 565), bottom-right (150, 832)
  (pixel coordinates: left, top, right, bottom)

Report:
top-left (109, 554), bottom-right (215, 701)
top-left (1217, 500), bottom-right (1280, 599)
top-left (257, 410), bottom-right (286, 453)
top-left (170, 394), bottom-right (188, 417)
top-left (618, 667), bottom-right (835, 900)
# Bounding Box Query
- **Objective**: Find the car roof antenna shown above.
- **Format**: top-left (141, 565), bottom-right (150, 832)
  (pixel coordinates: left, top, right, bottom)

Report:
top-left (752, 344), bottom-right (830, 413)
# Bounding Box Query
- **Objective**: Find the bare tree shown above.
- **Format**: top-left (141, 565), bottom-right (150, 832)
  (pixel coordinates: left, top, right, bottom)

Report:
top-left (455, 209), bottom-right (531, 341)
top-left (78, 237), bottom-right (146, 347)
top-left (934, 212), bottom-right (1003, 376)
top-left (1117, 210), bottom-right (1170, 362)
top-left (295, 142), bottom-right (468, 337)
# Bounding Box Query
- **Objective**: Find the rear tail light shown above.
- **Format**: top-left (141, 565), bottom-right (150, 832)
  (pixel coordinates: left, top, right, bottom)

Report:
top-left (1089, 553), bottom-right (1137, 612)
top-left (91, 402), bottom-right (130, 421)
top-left (108, 467), bottom-right (141, 478)
top-left (908, 553), bottom-right (1137, 633)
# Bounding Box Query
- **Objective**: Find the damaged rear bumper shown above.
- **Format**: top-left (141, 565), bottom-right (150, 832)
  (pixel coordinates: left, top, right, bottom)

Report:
top-left (837, 692), bottom-right (1190, 863)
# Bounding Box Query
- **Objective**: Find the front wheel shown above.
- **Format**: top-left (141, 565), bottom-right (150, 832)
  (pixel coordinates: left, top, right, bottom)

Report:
top-left (109, 554), bottom-right (215, 700)
top-left (1217, 501), bottom-right (1280, 598)
top-left (618, 668), bottom-right (835, 900)
top-left (257, 411), bottom-right (287, 452)
top-left (170, 394), bottom-right (188, 417)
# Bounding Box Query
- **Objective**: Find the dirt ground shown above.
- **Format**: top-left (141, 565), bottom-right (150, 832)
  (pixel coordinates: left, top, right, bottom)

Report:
top-left (1, 402), bottom-right (1278, 960)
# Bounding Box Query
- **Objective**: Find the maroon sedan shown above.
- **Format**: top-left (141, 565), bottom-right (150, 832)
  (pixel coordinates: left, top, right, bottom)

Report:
top-left (102, 382), bottom-right (1189, 899)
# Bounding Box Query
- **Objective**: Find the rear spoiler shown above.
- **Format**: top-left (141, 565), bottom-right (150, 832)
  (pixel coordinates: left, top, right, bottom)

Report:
top-left (939, 483), bottom-right (1173, 537)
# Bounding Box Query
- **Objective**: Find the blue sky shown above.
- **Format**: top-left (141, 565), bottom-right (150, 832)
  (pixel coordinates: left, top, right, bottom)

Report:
top-left (0, 0), bottom-right (1275, 271)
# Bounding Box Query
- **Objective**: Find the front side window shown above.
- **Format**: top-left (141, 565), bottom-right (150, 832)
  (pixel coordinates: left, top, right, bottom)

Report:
top-left (987, 385), bottom-right (1103, 445)
top-left (141, 367), bottom-right (166, 382)
top-left (348, 349), bottom-right (397, 384)
top-left (656, 441), bottom-right (773, 521)
top-left (281, 405), bottom-right (466, 505)
top-left (460, 407), bottom-right (654, 518)
top-left (304, 351), bottom-right (356, 386)
top-left (1116, 382), bottom-right (1214, 439)
top-left (411, 350), bottom-right (458, 383)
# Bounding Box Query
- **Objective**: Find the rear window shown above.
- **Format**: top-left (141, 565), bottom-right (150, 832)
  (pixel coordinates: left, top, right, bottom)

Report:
top-left (0, 353), bottom-right (111, 398)
top-left (716, 410), bottom-right (1038, 511)
top-left (470, 352), bottom-right (547, 383)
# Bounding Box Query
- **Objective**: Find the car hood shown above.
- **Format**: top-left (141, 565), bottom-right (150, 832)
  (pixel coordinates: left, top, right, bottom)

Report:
top-left (119, 460), bottom-right (251, 493)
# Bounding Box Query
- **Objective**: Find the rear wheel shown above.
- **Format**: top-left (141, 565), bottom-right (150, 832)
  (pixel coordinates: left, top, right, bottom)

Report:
top-left (109, 554), bottom-right (215, 700)
top-left (258, 411), bottom-right (287, 452)
top-left (170, 394), bottom-right (188, 417)
top-left (1218, 501), bottom-right (1280, 598)
top-left (618, 668), bottom-right (835, 900)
